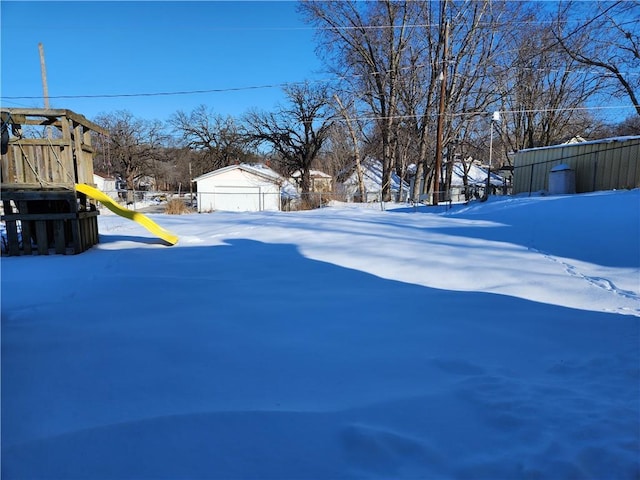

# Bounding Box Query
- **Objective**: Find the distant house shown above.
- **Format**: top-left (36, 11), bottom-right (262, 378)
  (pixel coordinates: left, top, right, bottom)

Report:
top-left (339, 159), bottom-right (410, 202)
top-left (93, 173), bottom-right (118, 200)
top-left (562, 135), bottom-right (587, 144)
top-left (289, 169), bottom-right (333, 193)
top-left (135, 175), bottom-right (156, 191)
top-left (192, 164), bottom-right (298, 212)
top-left (449, 162), bottom-right (505, 189)
top-left (407, 161), bottom-right (506, 203)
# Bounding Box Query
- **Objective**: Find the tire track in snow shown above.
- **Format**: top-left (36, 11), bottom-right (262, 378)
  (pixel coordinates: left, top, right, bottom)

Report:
top-left (530, 247), bottom-right (640, 313)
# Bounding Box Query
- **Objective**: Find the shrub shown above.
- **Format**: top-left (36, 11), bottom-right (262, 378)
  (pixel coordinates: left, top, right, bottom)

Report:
top-left (164, 199), bottom-right (191, 215)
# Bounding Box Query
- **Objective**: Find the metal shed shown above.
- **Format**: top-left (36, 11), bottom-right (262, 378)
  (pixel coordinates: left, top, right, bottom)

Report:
top-left (513, 136), bottom-right (640, 195)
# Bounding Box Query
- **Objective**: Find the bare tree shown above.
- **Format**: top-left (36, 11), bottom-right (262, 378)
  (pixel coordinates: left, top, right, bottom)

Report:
top-left (395, 0), bottom-right (439, 201)
top-left (395, 0), bottom-right (510, 201)
top-left (94, 111), bottom-right (166, 190)
top-left (304, 1), bottom-right (512, 202)
top-left (301, 0), bottom-right (415, 201)
top-left (169, 105), bottom-right (251, 177)
top-left (334, 94), bottom-right (367, 201)
top-left (245, 83), bottom-right (333, 201)
top-left (553, 0), bottom-right (640, 117)
top-left (303, 0), bottom-right (628, 204)
top-left (495, 7), bottom-right (604, 153)
top-left (321, 123), bottom-right (356, 179)
top-left (147, 146), bottom-right (195, 192)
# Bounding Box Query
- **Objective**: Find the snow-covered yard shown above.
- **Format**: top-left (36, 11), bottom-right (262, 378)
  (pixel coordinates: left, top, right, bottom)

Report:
top-left (2, 190), bottom-right (639, 479)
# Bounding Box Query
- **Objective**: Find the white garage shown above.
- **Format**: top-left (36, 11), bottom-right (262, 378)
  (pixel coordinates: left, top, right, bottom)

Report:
top-left (193, 164), bottom-right (286, 212)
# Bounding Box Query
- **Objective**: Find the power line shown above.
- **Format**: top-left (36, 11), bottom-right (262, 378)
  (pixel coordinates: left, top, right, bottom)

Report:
top-left (3, 63), bottom-right (638, 102)
top-left (454, 104), bottom-right (639, 118)
top-left (1, 82), bottom-right (312, 100)
top-left (3, 19), bottom-right (588, 33)
top-left (2, 92), bottom-right (635, 122)
top-left (333, 104), bottom-right (638, 123)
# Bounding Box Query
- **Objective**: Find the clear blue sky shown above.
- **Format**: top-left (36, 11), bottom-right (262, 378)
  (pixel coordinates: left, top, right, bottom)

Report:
top-left (1, 1), bottom-right (325, 122)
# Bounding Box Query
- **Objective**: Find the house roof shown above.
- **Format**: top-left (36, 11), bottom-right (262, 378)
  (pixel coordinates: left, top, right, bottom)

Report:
top-left (290, 169), bottom-right (332, 179)
top-left (518, 135), bottom-right (640, 154)
top-left (451, 163), bottom-right (505, 187)
top-left (407, 161), bottom-right (505, 187)
top-left (562, 135), bottom-right (587, 144)
top-left (193, 163), bottom-right (300, 199)
top-left (342, 159), bottom-right (409, 193)
top-left (93, 173), bottom-right (116, 181)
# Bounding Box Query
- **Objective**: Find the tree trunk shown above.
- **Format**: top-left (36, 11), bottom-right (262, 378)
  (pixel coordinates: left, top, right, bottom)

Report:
top-left (334, 95), bottom-right (366, 202)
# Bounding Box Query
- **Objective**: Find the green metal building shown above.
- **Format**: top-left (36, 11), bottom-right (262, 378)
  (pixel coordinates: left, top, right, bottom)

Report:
top-left (513, 136), bottom-right (640, 195)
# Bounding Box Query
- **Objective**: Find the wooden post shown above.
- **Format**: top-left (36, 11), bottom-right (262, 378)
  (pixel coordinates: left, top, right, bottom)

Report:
top-left (38, 43), bottom-right (53, 139)
top-left (38, 43), bottom-right (50, 109)
top-left (61, 115), bottom-right (75, 185)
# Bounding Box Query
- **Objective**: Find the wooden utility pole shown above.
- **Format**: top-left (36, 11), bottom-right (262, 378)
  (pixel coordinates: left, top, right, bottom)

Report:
top-left (433, 21), bottom-right (449, 206)
top-left (38, 43), bottom-right (50, 109)
top-left (38, 43), bottom-right (52, 138)
top-left (189, 161), bottom-right (193, 207)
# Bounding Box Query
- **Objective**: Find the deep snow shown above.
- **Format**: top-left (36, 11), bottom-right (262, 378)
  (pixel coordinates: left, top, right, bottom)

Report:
top-left (2, 190), bottom-right (639, 479)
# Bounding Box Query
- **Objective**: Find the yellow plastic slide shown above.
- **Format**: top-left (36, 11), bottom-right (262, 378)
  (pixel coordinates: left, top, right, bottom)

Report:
top-left (76, 183), bottom-right (179, 245)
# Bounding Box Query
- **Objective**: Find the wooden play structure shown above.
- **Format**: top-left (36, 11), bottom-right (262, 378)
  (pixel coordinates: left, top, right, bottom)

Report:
top-left (1, 108), bottom-right (108, 255)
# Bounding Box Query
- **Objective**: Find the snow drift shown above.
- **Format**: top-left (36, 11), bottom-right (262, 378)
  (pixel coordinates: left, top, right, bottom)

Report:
top-left (2, 189), bottom-right (638, 479)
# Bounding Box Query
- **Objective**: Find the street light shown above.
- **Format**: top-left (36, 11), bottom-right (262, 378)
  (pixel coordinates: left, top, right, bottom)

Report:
top-left (433, 20), bottom-right (449, 206)
top-left (433, 71), bottom-right (446, 206)
top-left (485, 111), bottom-right (501, 200)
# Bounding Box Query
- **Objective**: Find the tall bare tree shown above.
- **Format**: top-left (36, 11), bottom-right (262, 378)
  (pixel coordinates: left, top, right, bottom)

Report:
top-left (321, 121), bottom-right (358, 178)
top-left (169, 105), bottom-right (250, 177)
top-left (303, 1), bottom-right (513, 201)
top-left (245, 83), bottom-right (333, 199)
top-left (553, 0), bottom-right (640, 117)
top-left (94, 111), bottom-right (166, 189)
top-left (496, 8), bottom-right (604, 153)
top-left (302, 0), bottom-right (627, 204)
top-left (401, 0), bottom-right (509, 200)
top-left (301, 0), bottom-right (415, 201)
top-left (334, 93), bottom-right (367, 201)
top-left (149, 146), bottom-right (196, 191)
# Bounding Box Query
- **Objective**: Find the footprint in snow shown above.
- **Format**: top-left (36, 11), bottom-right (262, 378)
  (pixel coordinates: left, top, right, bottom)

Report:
top-left (529, 247), bottom-right (640, 302)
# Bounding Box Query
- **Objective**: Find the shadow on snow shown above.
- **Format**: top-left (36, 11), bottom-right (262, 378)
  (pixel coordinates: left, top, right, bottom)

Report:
top-left (2, 239), bottom-right (638, 479)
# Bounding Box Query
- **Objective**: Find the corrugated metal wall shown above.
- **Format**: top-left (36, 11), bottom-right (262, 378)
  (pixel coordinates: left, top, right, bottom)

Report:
top-left (513, 136), bottom-right (640, 195)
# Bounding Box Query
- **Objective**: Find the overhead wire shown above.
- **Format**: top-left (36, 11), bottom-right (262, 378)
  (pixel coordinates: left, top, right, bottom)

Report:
top-left (3, 61), bottom-right (638, 102)
top-left (3, 10), bottom-right (637, 103)
top-left (2, 11), bottom-right (636, 122)
top-left (3, 18), bottom-right (590, 33)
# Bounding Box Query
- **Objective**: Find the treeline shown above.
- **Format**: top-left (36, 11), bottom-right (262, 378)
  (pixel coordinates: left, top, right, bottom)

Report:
top-left (92, 0), bottom-right (639, 201)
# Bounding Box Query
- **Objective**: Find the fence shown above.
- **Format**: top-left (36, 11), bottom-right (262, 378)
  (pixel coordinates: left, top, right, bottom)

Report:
top-left (86, 185), bottom-right (513, 214)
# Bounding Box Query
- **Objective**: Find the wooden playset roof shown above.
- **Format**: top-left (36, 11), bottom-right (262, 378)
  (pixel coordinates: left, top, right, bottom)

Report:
top-left (1, 108), bottom-right (108, 136)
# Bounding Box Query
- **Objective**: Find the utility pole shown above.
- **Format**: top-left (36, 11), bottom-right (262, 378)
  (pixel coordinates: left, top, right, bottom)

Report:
top-left (38, 43), bottom-right (50, 109)
top-left (433, 20), bottom-right (449, 206)
top-left (189, 161), bottom-right (193, 207)
top-left (485, 111), bottom-right (501, 200)
top-left (38, 43), bottom-right (52, 138)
